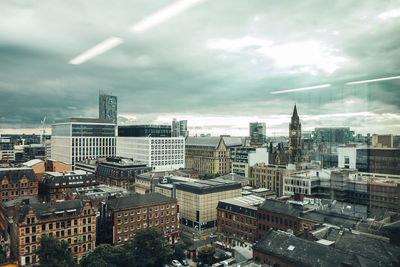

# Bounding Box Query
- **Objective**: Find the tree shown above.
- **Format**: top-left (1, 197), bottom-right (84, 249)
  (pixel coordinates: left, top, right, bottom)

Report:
top-left (126, 229), bottom-right (173, 267)
top-left (79, 244), bottom-right (129, 267)
top-left (36, 234), bottom-right (75, 267)
top-left (197, 246), bottom-right (215, 265)
top-left (173, 241), bottom-right (189, 260)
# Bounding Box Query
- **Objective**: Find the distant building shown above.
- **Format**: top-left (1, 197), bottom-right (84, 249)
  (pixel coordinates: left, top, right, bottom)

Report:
top-left (116, 137), bottom-right (185, 171)
top-left (99, 91), bottom-right (117, 124)
top-left (312, 127), bottom-right (354, 144)
top-left (172, 119), bottom-right (188, 137)
top-left (22, 144), bottom-right (45, 161)
top-left (103, 193), bottom-right (179, 245)
top-left (289, 105), bottom-right (302, 163)
top-left (118, 125), bottom-right (171, 137)
top-left (249, 122), bottom-right (266, 147)
top-left (251, 163), bottom-right (286, 196)
top-left (175, 178), bottom-right (241, 235)
top-left (96, 157), bottom-right (151, 191)
top-left (39, 170), bottom-right (98, 202)
top-left (7, 199), bottom-right (96, 265)
top-left (0, 138), bottom-right (14, 162)
top-left (371, 134), bottom-right (400, 148)
top-left (51, 118), bottom-right (116, 166)
top-left (217, 195), bottom-right (265, 244)
top-left (185, 136), bottom-right (232, 177)
top-left (230, 147), bottom-right (269, 178)
top-left (0, 167), bottom-right (38, 202)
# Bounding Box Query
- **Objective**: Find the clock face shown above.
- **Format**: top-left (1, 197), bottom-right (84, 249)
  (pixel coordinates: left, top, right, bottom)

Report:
top-left (291, 131), bottom-right (297, 136)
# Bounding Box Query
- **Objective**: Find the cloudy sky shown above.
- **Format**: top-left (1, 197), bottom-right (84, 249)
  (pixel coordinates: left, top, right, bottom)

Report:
top-left (1, 0), bottom-right (400, 136)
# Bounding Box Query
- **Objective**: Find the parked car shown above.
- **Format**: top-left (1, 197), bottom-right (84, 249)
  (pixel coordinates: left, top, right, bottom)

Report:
top-left (179, 259), bottom-right (189, 266)
top-left (172, 260), bottom-right (183, 267)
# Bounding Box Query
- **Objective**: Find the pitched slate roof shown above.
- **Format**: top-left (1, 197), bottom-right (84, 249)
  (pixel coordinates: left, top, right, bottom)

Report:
top-left (107, 193), bottom-right (175, 210)
top-left (185, 136), bottom-right (223, 149)
top-left (254, 230), bottom-right (377, 267)
top-left (18, 199), bottom-right (86, 223)
top-left (0, 167), bottom-right (38, 183)
top-left (41, 170), bottom-right (96, 187)
top-left (259, 199), bottom-right (303, 217)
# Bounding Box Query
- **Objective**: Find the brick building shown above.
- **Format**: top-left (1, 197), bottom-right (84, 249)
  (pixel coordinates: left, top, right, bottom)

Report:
top-left (45, 159), bottom-right (72, 173)
top-left (96, 157), bottom-right (152, 191)
top-left (104, 193), bottom-right (179, 245)
top-left (217, 195), bottom-right (264, 244)
top-left (39, 170), bottom-right (98, 202)
top-left (0, 167), bottom-right (38, 202)
top-left (8, 199), bottom-right (96, 265)
top-left (256, 200), bottom-right (306, 240)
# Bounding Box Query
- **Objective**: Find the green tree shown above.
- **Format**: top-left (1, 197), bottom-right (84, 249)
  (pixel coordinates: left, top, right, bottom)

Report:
top-left (126, 229), bottom-right (173, 267)
top-left (173, 241), bottom-right (189, 260)
top-left (197, 246), bottom-right (215, 265)
top-left (36, 234), bottom-right (75, 267)
top-left (79, 244), bottom-right (129, 267)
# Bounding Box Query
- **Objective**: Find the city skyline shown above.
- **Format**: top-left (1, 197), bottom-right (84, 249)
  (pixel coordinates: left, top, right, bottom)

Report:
top-left (1, 0), bottom-right (400, 136)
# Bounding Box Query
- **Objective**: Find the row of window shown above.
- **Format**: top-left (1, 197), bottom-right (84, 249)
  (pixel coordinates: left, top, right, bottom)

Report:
top-left (151, 139), bottom-right (184, 144)
top-left (117, 211), bottom-right (175, 224)
top-left (1, 182), bottom-right (35, 189)
top-left (24, 228), bottom-right (93, 244)
top-left (117, 204), bottom-right (175, 218)
top-left (258, 213), bottom-right (298, 229)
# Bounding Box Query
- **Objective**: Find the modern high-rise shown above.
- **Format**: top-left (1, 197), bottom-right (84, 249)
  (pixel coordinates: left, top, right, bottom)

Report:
top-left (249, 122), bottom-right (266, 146)
top-left (99, 91), bottom-right (118, 124)
top-left (51, 118), bottom-right (116, 166)
top-left (0, 137), bottom-right (14, 161)
top-left (289, 105), bottom-right (302, 163)
top-left (172, 119), bottom-right (188, 137)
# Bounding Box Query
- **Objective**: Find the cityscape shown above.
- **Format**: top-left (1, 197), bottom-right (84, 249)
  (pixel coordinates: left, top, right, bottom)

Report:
top-left (1, 1), bottom-right (400, 267)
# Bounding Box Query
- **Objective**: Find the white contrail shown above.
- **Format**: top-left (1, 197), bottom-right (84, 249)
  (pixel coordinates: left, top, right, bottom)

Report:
top-left (130, 0), bottom-right (207, 33)
top-left (345, 76), bottom-right (400, 85)
top-left (69, 37), bottom-right (123, 65)
top-left (270, 84), bottom-right (331, 94)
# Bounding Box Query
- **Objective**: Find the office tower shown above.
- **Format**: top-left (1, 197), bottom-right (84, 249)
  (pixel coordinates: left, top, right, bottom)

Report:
top-left (289, 105), bottom-right (302, 163)
top-left (249, 122), bottom-right (266, 147)
top-left (51, 118), bottom-right (116, 166)
top-left (99, 91), bottom-right (117, 124)
top-left (172, 119), bottom-right (189, 137)
top-left (0, 137), bottom-right (15, 161)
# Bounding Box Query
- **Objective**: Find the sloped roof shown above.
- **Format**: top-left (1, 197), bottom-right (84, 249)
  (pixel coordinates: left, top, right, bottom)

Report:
top-left (222, 137), bottom-right (243, 147)
top-left (0, 167), bottom-right (38, 183)
top-left (23, 159), bottom-right (44, 167)
top-left (259, 199), bottom-right (303, 217)
top-left (107, 193), bottom-right (175, 210)
top-left (254, 230), bottom-right (377, 267)
top-left (185, 136), bottom-right (222, 149)
top-left (18, 199), bottom-right (85, 223)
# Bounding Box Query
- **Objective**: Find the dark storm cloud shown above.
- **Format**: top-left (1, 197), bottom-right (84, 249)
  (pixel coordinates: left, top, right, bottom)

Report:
top-left (1, 0), bottom-right (399, 134)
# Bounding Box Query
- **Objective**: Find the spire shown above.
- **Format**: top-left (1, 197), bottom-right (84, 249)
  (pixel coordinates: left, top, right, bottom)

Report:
top-left (292, 104), bottom-right (298, 118)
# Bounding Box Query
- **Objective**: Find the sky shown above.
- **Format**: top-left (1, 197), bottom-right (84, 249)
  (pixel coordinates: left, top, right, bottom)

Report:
top-left (1, 0), bottom-right (400, 136)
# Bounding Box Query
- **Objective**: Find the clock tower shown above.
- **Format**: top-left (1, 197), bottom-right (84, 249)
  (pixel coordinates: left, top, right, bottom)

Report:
top-left (289, 104), bottom-right (302, 163)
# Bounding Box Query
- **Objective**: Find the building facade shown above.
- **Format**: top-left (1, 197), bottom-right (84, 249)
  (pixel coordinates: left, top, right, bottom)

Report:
top-left (104, 193), bottom-right (179, 245)
top-left (249, 122), bottom-right (266, 147)
top-left (0, 168), bottom-right (38, 202)
top-left (39, 170), bottom-right (99, 202)
top-left (251, 163), bottom-right (286, 196)
top-left (175, 178), bottom-right (241, 235)
top-left (230, 147), bottom-right (269, 178)
top-left (99, 91), bottom-right (117, 124)
top-left (0, 137), bottom-right (15, 162)
top-left (217, 195), bottom-right (264, 244)
top-left (116, 137), bottom-right (185, 171)
top-left (185, 137), bottom-right (230, 177)
top-left (95, 157), bottom-right (152, 191)
top-left (118, 125), bottom-right (171, 138)
top-left (10, 200), bottom-right (96, 265)
top-left (172, 119), bottom-right (188, 138)
top-left (51, 118), bottom-right (116, 166)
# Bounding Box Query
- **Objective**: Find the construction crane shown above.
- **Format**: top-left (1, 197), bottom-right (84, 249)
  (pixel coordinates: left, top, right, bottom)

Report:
top-left (40, 116), bottom-right (46, 144)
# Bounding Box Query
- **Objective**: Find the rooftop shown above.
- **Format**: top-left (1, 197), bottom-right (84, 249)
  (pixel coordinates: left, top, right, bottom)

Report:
top-left (218, 195), bottom-right (265, 211)
top-left (253, 230), bottom-right (378, 267)
top-left (0, 167), bottom-right (38, 183)
top-left (107, 193), bottom-right (175, 210)
top-left (54, 117), bottom-right (114, 124)
top-left (259, 199), bottom-right (303, 218)
top-left (174, 178), bottom-right (241, 194)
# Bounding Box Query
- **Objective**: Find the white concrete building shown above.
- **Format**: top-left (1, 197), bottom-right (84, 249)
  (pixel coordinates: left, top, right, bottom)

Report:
top-left (116, 137), bottom-right (185, 171)
top-left (51, 118), bottom-right (116, 166)
top-left (337, 145), bottom-right (359, 169)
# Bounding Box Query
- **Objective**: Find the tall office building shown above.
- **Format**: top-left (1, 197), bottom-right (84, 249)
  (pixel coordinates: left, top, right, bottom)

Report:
top-left (289, 105), bottom-right (302, 163)
top-left (51, 118), bottom-right (116, 166)
top-left (99, 91), bottom-right (117, 124)
top-left (118, 125), bottom-right (171, 137)
top-left (249, 122), bottom-right (266, 146)
top-left (172, 119), bottom-right (188, 137)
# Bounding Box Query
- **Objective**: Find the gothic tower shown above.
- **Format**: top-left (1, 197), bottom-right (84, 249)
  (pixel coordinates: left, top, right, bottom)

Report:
top-left (289, 104), bottom-right (302, 163)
